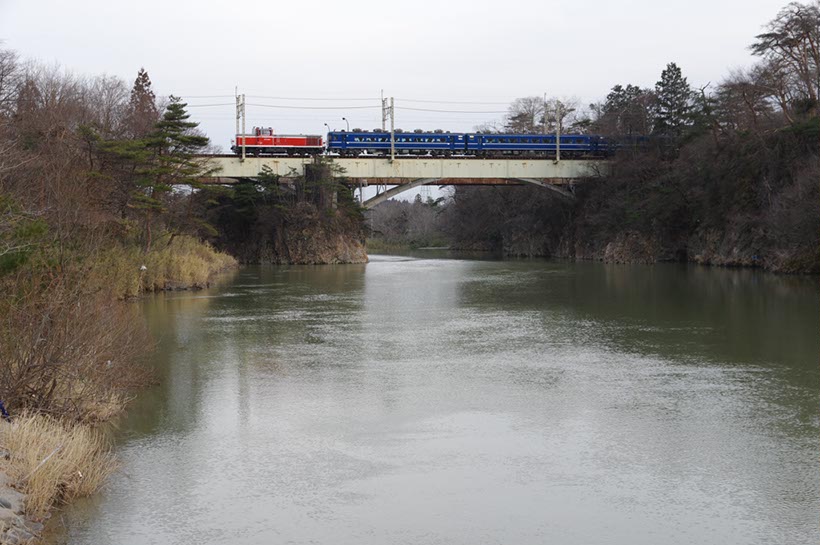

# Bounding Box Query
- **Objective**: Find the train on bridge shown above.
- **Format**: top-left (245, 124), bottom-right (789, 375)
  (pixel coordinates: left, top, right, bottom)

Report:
top-left (232, 127), bottom-right (622, 158)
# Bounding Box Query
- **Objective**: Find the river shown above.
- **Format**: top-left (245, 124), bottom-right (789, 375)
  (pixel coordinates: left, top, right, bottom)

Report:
top-left (55, 254), bottom-right (819, 544)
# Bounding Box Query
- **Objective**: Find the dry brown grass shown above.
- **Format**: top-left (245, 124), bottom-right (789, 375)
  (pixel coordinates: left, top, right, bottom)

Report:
top-left (0, 415), bottom-right (117, 519)
top-left (92, 236), bottom-right (237, 298)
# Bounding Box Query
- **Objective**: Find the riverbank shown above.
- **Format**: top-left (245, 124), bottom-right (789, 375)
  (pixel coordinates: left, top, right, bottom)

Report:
top-left (0, 463), bottom-right (32, 545)
top-left (0, 238), bottom-right (237, 543)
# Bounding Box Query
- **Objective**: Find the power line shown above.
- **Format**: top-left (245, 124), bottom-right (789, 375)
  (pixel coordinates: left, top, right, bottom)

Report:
top-left (179, 94), bottom-right (516, 105)
top-left (396, 106), bottom-right (507, 114)
top-left (396, 98), bottom-right (512, 105)
top-left (177, 94), bottom-right (236, 99)
top-left (186, 103), bottom-right (235, 108)
top-left (247, 103), bottom-right (380, 110)
top-left (247, 95), bottom-right (379, 101)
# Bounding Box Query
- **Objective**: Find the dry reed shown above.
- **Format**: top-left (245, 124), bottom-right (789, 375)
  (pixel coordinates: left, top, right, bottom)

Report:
top-left (0, 415), bottom-right (117, 519)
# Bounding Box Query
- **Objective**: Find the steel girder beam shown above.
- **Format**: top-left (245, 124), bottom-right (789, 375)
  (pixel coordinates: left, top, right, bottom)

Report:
top-left (514, 178), bottom-right (575, 200)
top-left (362, 178), bottom-right (441, 209)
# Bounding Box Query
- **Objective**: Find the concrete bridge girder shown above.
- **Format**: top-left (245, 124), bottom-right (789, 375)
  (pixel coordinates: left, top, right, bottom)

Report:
top-left (205, 156), bottom-right (605, 181)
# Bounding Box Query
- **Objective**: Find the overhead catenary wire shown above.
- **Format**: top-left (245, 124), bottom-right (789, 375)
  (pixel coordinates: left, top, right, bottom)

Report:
top-left (191, 103), bottom-right (504, 114)
top-left (247, 95), bottom-right (380, 101)
top-left (185, 103), bottom-right (235, 108)
top-left (396, 98), bottom-right (512, 105)
top-left (247, 103), bottom-right (380, 110)
top-left (174, 94), bottom-right (236, 99)
top-left (396, 106), bottom-right (508, 114)
top-left (178, 94), bottom-right (513, 105)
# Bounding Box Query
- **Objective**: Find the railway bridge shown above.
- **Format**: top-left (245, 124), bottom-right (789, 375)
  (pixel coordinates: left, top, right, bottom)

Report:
top-left (203, 156), bottom-right (608, 209)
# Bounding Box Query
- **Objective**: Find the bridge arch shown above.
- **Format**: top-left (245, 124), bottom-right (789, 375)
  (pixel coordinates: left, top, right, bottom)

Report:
top-left (362, 177), bottom-right (575, 209)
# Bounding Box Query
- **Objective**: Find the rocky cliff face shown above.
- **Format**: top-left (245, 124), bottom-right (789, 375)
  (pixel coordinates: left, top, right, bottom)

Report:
top-left (271, 204), bottom-right (368, 264)
top-left (228, 202), bottom-right (368, 265)
top-left (554, 213), bottom-right (817, 273)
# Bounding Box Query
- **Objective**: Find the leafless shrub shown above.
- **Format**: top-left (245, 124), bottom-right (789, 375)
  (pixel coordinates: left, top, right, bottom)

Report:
top-left (0, 266), bottom-right (151, 422)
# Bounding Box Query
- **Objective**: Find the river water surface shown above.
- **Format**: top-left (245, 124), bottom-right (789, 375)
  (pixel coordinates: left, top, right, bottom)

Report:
top-left (58, 255), bottom-right (818, 544)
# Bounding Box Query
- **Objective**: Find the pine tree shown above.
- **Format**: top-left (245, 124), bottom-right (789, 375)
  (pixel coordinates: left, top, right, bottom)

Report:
top-left (135, 96), bottom-right (212, 251)
top-left (653, 62), bottom-right (693, 137)
top-left (603, 84), bottom-right (654, 136)
top-left (14, 79), bottom-right (43, 150)
top-left (125, 68), bottom-right (158, 138)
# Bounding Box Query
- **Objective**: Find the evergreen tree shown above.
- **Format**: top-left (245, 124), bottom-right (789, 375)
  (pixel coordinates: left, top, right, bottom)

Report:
top-left (653, 62), bottom-right (694, 136)
top-left (135, 96), bottom-right (212, 251)
top-left (13, 78), bottom-right (43, 150)
top-left (125, 68), bottom-right (158, 138)
top-left (602, 84), bottom-right (654, 136)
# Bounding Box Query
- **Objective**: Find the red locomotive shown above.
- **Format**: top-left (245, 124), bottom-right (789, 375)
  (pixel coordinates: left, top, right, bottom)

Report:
top-left (232, 127), bottom-right (323, 156)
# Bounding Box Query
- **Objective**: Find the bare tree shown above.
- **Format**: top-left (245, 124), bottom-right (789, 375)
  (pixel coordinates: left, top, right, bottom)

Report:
top-left (504, 96), bottom-right (545, 133)
top-left (0, 48), bottom-right (20, 117)
top-left (751, 1), bottom-right (820, 117)
top-left (714, 69), bottom-right (777, 133)
top-left (502, 96), bottom-right (584, 134)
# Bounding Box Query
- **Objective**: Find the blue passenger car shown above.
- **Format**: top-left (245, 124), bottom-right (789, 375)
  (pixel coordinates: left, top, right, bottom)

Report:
top-left (325, 131), bottom-right (610, 157)
top-left (327, 131), bottom-right (458, 155)
top-left (475, 134), bottom-right (596, 156)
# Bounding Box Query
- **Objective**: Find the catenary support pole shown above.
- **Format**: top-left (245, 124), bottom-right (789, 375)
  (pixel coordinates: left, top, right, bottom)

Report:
top-left (381, 89), bottom-right (386, 131)
top-left (543, 92), bottom-right (548, 159)
top-left (241, 94), bottom-right (246, 162)
top-left (555, 100), bottom-right (561, 163)
top-left (390, 97), bottom-right (395, 163)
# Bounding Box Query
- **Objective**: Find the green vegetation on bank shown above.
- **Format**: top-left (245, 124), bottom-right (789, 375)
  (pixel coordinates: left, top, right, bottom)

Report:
top-left (199, 161), bottom-right (368, 264)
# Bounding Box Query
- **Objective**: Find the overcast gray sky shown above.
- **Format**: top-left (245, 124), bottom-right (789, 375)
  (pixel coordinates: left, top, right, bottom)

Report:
top-left (0, 0), bottom-right (790, 152)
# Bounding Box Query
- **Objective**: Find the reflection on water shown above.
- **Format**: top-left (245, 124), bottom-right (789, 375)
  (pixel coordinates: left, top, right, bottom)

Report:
top-left (56, 257), bottom-right (818, 545)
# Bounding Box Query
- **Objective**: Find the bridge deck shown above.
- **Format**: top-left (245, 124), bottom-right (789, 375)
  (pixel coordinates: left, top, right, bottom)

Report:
top-left (204, 156), bottom-right (605, 184)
